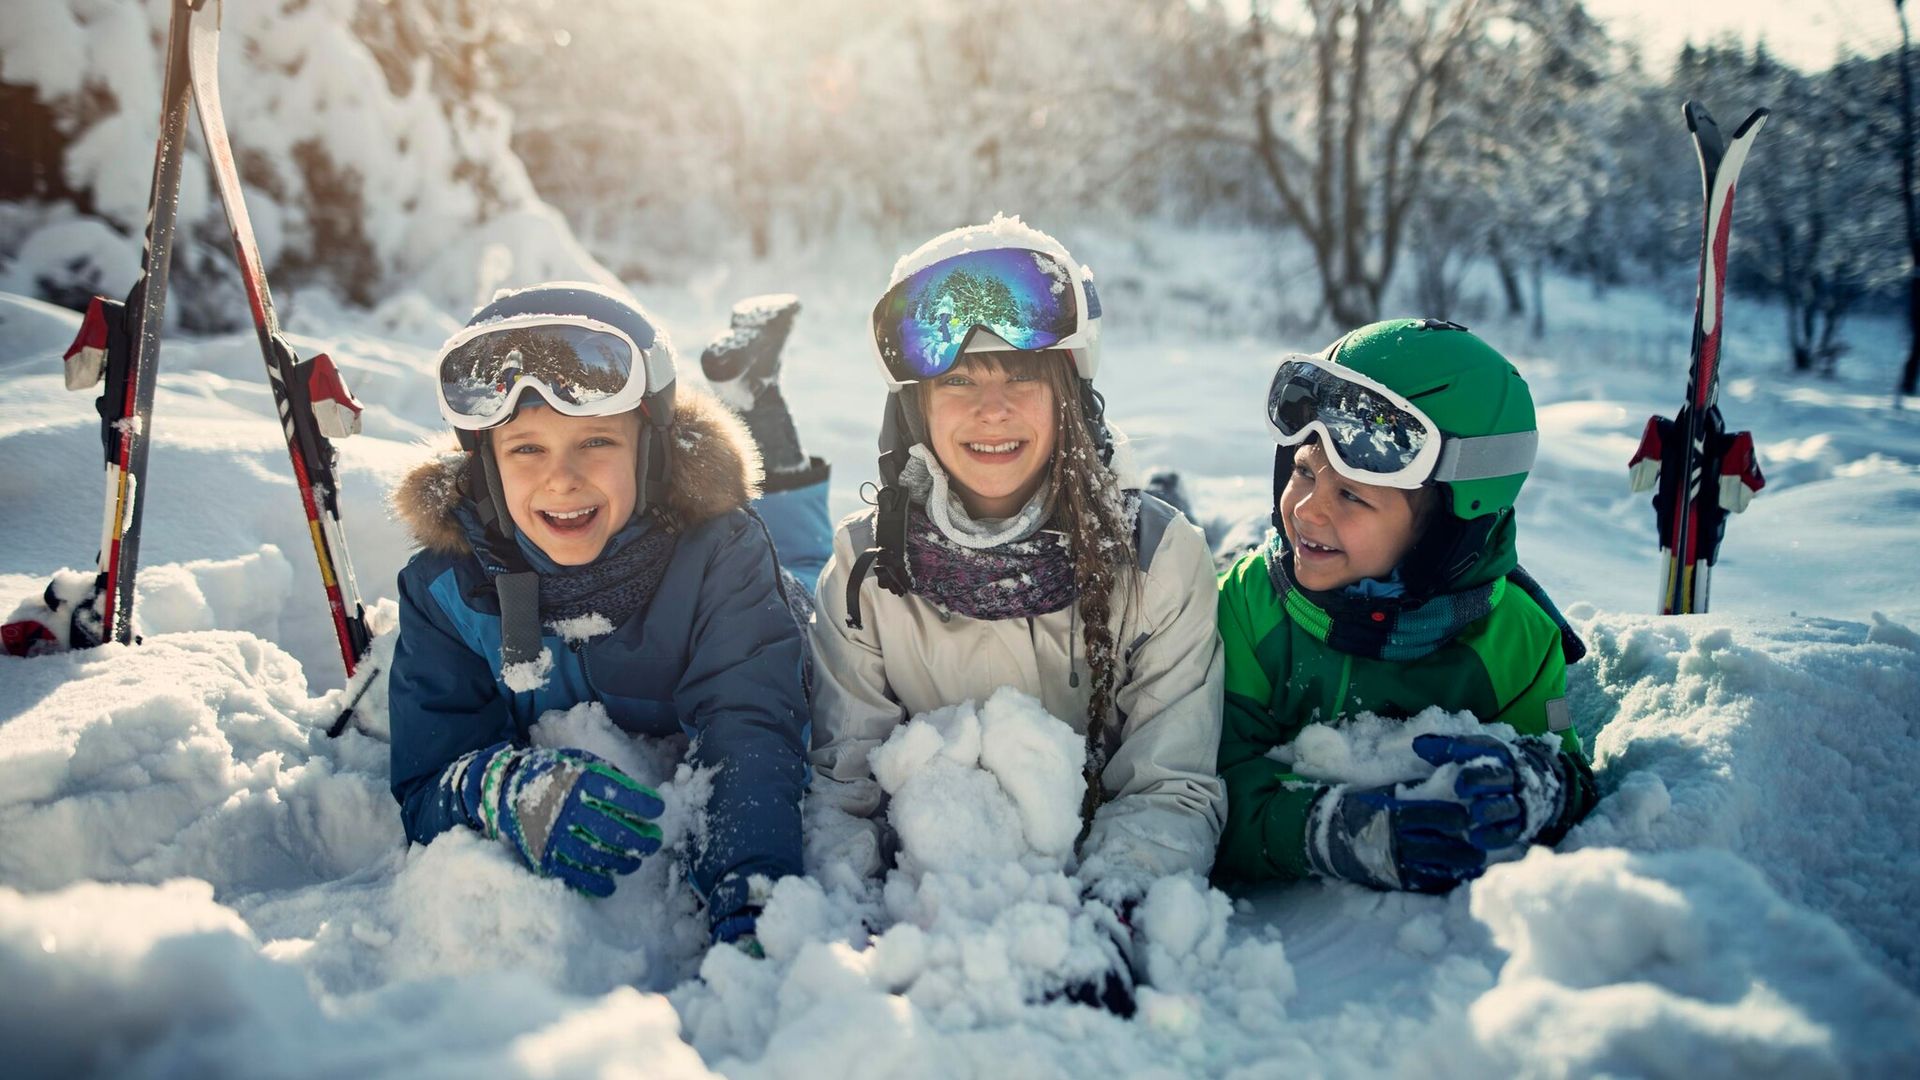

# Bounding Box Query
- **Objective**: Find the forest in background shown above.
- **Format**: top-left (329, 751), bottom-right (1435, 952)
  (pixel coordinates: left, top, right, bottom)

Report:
top-left (1, 0), bottom-right (1912, 384)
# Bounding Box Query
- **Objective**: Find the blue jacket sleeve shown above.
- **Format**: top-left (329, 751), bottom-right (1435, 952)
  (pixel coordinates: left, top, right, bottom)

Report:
top-left (675, 511), bottom-right (811, 921)
top-left (388, 558), bottom-right (515, 846)
top-left (751, 471), bottom-right (833, 590)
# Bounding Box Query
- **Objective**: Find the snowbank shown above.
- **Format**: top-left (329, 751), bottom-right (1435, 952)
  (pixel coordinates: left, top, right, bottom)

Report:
top-left (1, 619), bottom-right (1915, 1076)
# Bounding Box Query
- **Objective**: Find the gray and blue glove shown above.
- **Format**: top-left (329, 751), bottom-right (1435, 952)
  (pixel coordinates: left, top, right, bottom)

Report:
top-left (1304, 784), bottom-right (1487, 894)
top-left (449, 742), bottom-right (664, 897)
top-left (1411, 733), bottom-right (1580, 851)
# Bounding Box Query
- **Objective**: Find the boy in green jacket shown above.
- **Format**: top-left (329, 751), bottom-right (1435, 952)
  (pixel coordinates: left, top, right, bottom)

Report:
top-left (1216, 319), bottom-right (1597, 894)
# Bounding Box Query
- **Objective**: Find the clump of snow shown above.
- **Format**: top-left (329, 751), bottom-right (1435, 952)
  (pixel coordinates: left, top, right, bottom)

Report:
top-left (133, 545), bottom-right (295, 641)
top-left (1276, 705), bottom-right (1504, 788)
top-left (549, 613), bottom-right (615, 643)
top-left (868, 687), bottom-right (1085, 875)
top-left (0, 875), bottom-right (721, 1079)
top-left (1567, 612), bottom-right (1920, 985)
top-left (0, 878), bottom-right (305, 1078)
top-left (888, 213), bottom-right (1091, 288)
top-left (501, 647), bottom-right (555, 693)
top-left (728, 293), bottom-right (800, 324)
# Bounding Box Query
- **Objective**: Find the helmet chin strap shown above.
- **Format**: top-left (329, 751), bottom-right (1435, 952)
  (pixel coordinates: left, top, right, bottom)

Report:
top-left (844, 393), bottom-right (915, 629)
top-left (635, 418), bottom-right (673, 525)
top-left (1398, 503), bottom-right (1501, 600)
top-left (471, 431), bottom-right (517, 544)
top-left (1079, 379), bottom-right (1114, 467)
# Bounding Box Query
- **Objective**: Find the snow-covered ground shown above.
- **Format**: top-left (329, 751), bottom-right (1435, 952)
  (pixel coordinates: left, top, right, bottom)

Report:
top-left (3, 240), bottom-right (1919, 1078)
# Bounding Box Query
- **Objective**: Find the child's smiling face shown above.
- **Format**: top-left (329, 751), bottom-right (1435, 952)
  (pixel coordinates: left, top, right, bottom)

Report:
top-left (921, 354), bottom-right (1058, 520)
top-left (491, 403), bottom-right (642, 566)
top-left (1280, 439), bottom-right (1428, 592)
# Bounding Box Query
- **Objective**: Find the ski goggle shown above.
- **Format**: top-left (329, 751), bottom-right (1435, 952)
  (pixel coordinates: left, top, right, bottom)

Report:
top-left (1266, 354), bottom-right (1539, 489)
top-left (436, 314), bottom-right (659, 430)
top-left (871, 247), bottom-right (1099, 385)
top-left (1265, 355), bottom-right (1443, 488)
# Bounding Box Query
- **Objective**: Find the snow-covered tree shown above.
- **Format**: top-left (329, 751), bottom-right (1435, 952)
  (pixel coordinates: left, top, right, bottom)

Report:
top-left (0, 0), bottom-right (611, 325)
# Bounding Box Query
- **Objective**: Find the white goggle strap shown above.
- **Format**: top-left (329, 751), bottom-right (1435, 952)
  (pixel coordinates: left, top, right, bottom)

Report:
top-left (1432, 430), bottom-right (1538, 482)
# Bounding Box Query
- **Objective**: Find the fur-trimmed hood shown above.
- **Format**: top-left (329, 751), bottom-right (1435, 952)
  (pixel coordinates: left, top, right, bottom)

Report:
top-left (393, 387), bottom-right (765, 557)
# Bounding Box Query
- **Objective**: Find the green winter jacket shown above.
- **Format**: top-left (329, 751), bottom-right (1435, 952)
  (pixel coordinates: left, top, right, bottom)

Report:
top-left (1214, 531), bottom-right (1589, 884)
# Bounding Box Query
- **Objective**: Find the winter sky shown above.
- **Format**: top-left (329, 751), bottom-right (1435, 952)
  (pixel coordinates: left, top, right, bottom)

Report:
top-left (1582, 0), bottom-right (1898, 72)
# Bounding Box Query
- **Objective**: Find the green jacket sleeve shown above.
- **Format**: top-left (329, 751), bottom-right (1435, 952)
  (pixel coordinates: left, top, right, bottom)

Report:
top-left (1214, 553), bottom-right (1324, 883)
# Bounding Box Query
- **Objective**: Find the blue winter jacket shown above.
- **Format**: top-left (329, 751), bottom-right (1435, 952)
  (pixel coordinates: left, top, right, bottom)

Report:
top-left (387, 391), bottom-right (810, 924)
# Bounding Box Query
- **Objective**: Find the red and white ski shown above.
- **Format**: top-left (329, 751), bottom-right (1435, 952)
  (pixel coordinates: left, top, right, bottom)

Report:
top-left (78, 0), bottom-right (198, 648)
top-left (1629, 101), bottom-right (1769, 615)
top-left (9, 1), bottom-right (374, 717)
top-left (185, 0), bottom-right (373, 682)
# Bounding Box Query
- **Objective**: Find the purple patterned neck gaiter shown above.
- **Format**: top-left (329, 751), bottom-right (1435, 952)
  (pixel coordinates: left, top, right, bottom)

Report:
top-left (904, 506), bottom-right (1077, 620)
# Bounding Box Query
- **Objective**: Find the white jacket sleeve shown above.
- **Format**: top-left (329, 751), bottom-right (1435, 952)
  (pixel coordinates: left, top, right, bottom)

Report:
top-left (807, 518), bottom-right (905, 816)
top-left (1079, 515), bottom-right (1227, 894)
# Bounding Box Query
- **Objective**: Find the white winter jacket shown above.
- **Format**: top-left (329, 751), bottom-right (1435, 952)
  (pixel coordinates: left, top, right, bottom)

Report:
top-left (808, 495), bottom-right (1227, 894)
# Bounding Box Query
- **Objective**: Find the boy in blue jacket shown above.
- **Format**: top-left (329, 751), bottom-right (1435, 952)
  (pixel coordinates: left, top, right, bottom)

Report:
top-left (388, 281), bottom-right (814, 950)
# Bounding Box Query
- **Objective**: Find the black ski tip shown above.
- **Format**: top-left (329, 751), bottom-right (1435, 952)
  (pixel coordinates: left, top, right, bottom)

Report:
top-left (1732, 108), bottom-right (1770, 138)
top-left (1683, 100), bottom-right (1717, 136)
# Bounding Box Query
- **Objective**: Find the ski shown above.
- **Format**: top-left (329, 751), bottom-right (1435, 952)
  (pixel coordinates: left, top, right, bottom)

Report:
top-left (70, 0), bottom-right (199, 647)
top-left (1629, 101), bottom-right (1769, 615)
top-left (185, 0), bottom-right (373, 685)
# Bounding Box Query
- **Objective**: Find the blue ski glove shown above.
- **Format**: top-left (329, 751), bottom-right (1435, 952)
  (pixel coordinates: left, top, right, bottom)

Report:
top-left (449, 742), bottom-right (664, 897)
top-left (1411, 733), bottom-right (1578, 851)
top-left (711, 907), bottom-right (765, 958)
top-left (1304, 784), bottom-right (1487, 894)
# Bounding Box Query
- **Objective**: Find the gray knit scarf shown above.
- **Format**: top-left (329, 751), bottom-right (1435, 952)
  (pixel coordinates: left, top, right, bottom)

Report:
top-left (533, 524), bottom-right (678, 628)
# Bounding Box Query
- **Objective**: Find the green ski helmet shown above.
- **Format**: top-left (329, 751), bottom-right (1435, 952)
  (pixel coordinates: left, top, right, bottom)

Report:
top-left (1269, 318), bottom-right (1538, 593)
top-left (1319, 318), bottom-right (1536, 518)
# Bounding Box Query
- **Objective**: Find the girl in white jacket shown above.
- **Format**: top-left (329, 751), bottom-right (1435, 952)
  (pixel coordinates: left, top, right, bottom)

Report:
top-left (809, 217), bottom-right (1226, 922)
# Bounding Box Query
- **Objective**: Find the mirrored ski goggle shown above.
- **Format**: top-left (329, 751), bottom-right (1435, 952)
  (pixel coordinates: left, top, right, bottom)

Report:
top-left (1267, 355), bottom-right (1540, 489)
top-left (871, 247), bottom-right (1098, 384)
top-left (1265, 355), bottom-right (1443, 488)
top-left (436, 315), bottom-right (653, 430)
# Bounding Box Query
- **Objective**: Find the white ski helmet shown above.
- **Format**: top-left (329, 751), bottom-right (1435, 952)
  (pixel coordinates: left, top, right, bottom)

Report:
top-left (873, 213), bottom-right (1103, 388)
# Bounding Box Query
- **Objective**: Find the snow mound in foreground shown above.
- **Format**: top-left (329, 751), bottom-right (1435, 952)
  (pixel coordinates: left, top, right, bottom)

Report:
top-left (1566, 610), bottom-right (1920, 986)
top-left (0, 878), bottom-right (717, 1079)
top-left (1, 614), bottom-right (1918, 1077)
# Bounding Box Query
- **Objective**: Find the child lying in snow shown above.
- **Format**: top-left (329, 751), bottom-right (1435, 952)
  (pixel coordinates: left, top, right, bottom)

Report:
top-left (1215, 319), bottom-right (1598, 894)
top-left (807, 219), bottom-right (1228, 1013)
top-left (386, 282), bottom-right (818, 951)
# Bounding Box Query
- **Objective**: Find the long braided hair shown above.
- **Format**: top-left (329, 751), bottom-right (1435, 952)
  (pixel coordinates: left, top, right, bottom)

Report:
top-left (906, 349), bottom-right (1136, 833)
